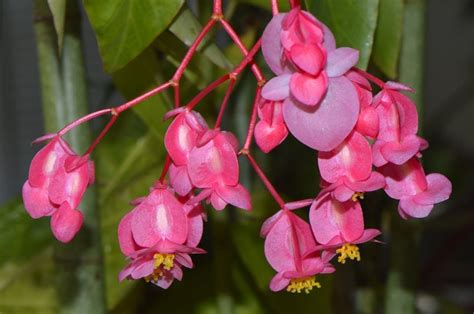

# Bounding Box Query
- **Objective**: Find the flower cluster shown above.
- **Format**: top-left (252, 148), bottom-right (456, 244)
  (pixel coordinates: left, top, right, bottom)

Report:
top-left (22, 134), bottom-right (94, 243)
top-left (21, 3), bottom-right (451, 293)
top-left (257, 7), bottom-right (452, 292)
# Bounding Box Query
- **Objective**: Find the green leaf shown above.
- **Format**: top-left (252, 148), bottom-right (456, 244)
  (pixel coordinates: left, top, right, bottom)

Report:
top-left (112, 47), bottom-right (172, 138)
top-left (167, 8), bottom-right (232, 70)
top-left (83, 0), bottom-right (185, 72)
top-left (240, 0), bottom-right (290, 11)
top-left (305, 0), bottom-right (380, 69)
top-left (47, 0), bottom-right (66, 51)
top-left (372, 0), bottom-right (404, 78)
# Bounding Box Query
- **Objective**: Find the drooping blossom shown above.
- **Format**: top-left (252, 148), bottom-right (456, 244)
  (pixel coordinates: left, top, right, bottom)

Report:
top-left (346, 71), bottom-right (379, 139)
top-left (165, 108), bottom-right (208, 196)
top-left (254, 99), bottom-right (288, 153)
top-left (261, 209), bottom-right (335, 293)
top-left (318, 131), bottom-right (385, 202)
top-left (187, 129), bottom-right (251, 211)
top-left (310, 191), bottom-right (381, 264)
top-left (118, 184), bottom-right (205, 288)
top-left (380, 158), bottom-right (452, 219)
top-left (261, 8), bottom-right (361, 151)
top-left (22, 134), bottom-right (94, 242)
top-left (372, 83), bottom-right (428, 167)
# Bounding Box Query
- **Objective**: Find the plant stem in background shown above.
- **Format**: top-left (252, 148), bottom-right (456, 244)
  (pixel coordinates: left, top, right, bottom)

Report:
top-left (33, 1), bottom-right (106, 313)
top-left (385, 1), bottom-right (426, 313)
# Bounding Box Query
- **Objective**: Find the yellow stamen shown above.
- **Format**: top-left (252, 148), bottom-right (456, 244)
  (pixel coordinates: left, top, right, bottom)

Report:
top-left (351, 192), bottom-right (365, 202)
top-left (286, 276), bottom-right (321, 294)
top-left (336, 243), bottom-right (361, 264)
top-left (145, 253), bottom-right (175, 282)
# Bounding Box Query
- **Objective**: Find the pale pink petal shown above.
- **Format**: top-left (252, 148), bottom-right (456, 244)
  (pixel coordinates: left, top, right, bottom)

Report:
top-left (262, 13), bottom-right (286, 75)
top-left (210, 192), bottom-right (227, 211)
top-left (130, 260), bottom-right (154, 279)
top-left (399, 197), bottom-right (434, 219)
top-left (381, 135), bottom-right (421, 165)
top-left (344, 172), bottom-right (386, 193)
top-left (261, 75), bottom-right (291, 101)
top-left (264, 213), bottom-right (297, 272)
top-left (186, 209), bottom-right (203, 248)
top-left (283, 76), bottom-right (359, 151)
top-left (385, 81), bottom-right (414, 92)
top-left (260, 210), bottom-right (283, 237)
top-left (381, 158), bottom-right (428, 200)
top-left (269, 272), bottom-right (291, 292)
top-left (333, 184), bottom-right (354, 202)
top-left (50, 203), bottom-right (83, 243)
top-left (326, 48), bottom-right (359, 78)
top-left (118, 211), bottom-right (139, 256)
top-left (354, 229), bottom-right (382, 244)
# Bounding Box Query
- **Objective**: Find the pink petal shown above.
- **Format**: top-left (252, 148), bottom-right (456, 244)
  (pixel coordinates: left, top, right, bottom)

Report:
top-left (50, 203), bottom-right (83, 243)
top-left (22, 181), bottom-right (56, 218)
top-left (413, 173), bottom-right (452, 205)
top-left (169, 163), bottom-right (193, 196)
top-left (354, 228), bottom-right (382, 244)
top-left (261, 74), bottom-right (291, 101)
top-left (326, 48), bottom-right (359, 78)
top-left (186, 209), bottom-right (204, 248)
top-left (216, 184), bottom-right (252, 210)
top-left (399, 197), bottom-right (434, 219)
top-left (333, 184), bottom-right (354, 202)
top-left (210, 192), bottom-right (227, 211)
top-left (344, 171), bottom-right (386, 193)
top-left (381, 135), bottom-right (421, 165)
top-left (283, 76), bottom-right (359, 151)
top-left (269, 272), bottom-right (291, 292)
top-left (385, 81), bottom-right (414, 92)
top-left (48, 163), bottom-right (89, 209)
top-left (165, 113), bottom-right (198, 166)
top-left (260, 210), bottom-right (284, 237)
top-left (262, 13), bottom-right (286, 75)
top-left (131, 189), bottom-right (188, 247)
top-left (356, 106), bottom-right (379, 138)
top-left (381, 158), bottom-right (428, 200)
top-left (131, 260), bottom-right (155, 280)
top-left (322, 24), bottom-right (336, 51)
top-left (318, 131), bottom-right (372, 183)
top-left (254, 120), bottom-right (288, 153)
top-left (290, 43), bottom-right (325, 76)
top-left (118, 211), bottom-right (139, 256)
top-left (28, 139), bottom-right (66, 187)
top-left (289, 72), bottom-right (328, 106)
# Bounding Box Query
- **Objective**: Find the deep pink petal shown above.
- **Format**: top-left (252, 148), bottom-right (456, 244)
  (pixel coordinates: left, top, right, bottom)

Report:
top-left (381, 158), bottom-right (427, 200)
top-left (290, 43), bottom-right (325, 76)
top-left (22, 181), bottom-right (56, 218)
top-left (380, 135), bottom-right (421, 165)
top-left (326, 48), bottom-right (359, 78)
top-left (262, 13), bottom-right (286, 75)
top-left (283, 76), bottom-right (359, 151)
top-left (48, 163), bottom-right (89, 209)
top-left (344, 171), bottom-right (386, 193)
top-left (165, 113), bottom-right (198, 166)
top-left (289, 72), bottom-right (328, 106)
top-left (216, 184), bottom-right (252, 210)
top-left (260, 210), bottom-right (284, 237)
top-left (269, 272), bottom-right (291, 292)
top-left (29, 138), bottom-right (67, 187)
top-left (50, 202), bottom-right (83, 243)
top-left (169, 164), bottom-right (193, 196)
top-left (254, 119), bottom-right (288, 153)
top-left (354, 229), bottom-right (382, 244)
top-left (413, 173), bottom-right (452, 205)
top-left (118, 211), bottom-right (139, 256)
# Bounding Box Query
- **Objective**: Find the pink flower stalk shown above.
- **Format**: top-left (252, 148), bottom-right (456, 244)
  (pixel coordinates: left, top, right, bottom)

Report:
top-left (118, 184), bottom-right (205, 288)
top-left (261, 209), bottom-right (335, 293)
top-left (380, 158), bottom-right (452, 219)
top-left (254, 99), bottom-right (288, 153)
top-left (318, 131), bottom-right (385, 202)
top-left (310, 191), bottom-right (381, 264)
top-left (22, 135), bottom-right (94, 243)
top-left (165, 108), bottom-right (209, 196)
top-left (187, 129), bottom-right (251, 211)
top-left (372, 83), bottom-right (428, 167)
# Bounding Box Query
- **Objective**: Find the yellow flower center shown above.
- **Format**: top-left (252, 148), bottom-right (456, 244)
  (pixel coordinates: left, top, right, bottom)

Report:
top-left (145, 253), bottom-right (175, 282)
top-left (351, 192), bottom-right (365, 202)
top-left (286, 276), bottom-right (321, 294)
top-left (336, 243), bottom-right (361, 264)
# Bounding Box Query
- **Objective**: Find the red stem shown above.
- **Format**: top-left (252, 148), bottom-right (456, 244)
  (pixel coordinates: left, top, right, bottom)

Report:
top-left (172, 19), bottom-right (216, 83)
top-left (271, 0), bottom-right (279, 15)
top-left (213, 0), bottom-right (223, 15)
top-left (290, 0), bottom-right (301, 8)
top-left (186, 74), bottom-right (230, 111)
top-left (116, 81), bottom-right (172, 113)
top-left (174, 84), bottom-right (181, 108)
top-left (243, 87), bottom-right (261, 150)
top-left (220, 19), bottom-right (265, 82)
top-left (245, 153), bottom-right (285, 209)
top-left (58, 108), bottom-right (112, 136)
top-left (84, 114), bottom-right (118, 156)
top-left (215, 79), bottom-right (236, 128)
top-left (159, 155), bottom-right (172, 183)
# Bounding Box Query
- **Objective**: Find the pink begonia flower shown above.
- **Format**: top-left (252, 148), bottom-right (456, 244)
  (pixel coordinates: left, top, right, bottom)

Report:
top-left (380, 158), bottom-right (452, 219)
top-left (165, 109), bottom-right (208, 196)
top-left (372, 83), bottom-right (428, 167)
top-left (310, 191), bottom-right (381, 264)
top-left (261, 9), bottom-right (360, 151)
top-left (187, 130), bottom-right (251, 211)
top-left (22, 135), bottom-right (94, 243)
top-left (118, 184), bottom-right (205, 288)
top-left (318, 131), bottom-right (385, 202)
top-left (254, 100), bottom-right (288, 153)
top-left (346, 71), bottom-right (379, 139)
top-left (261, 209), bottom-right (335, 293)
